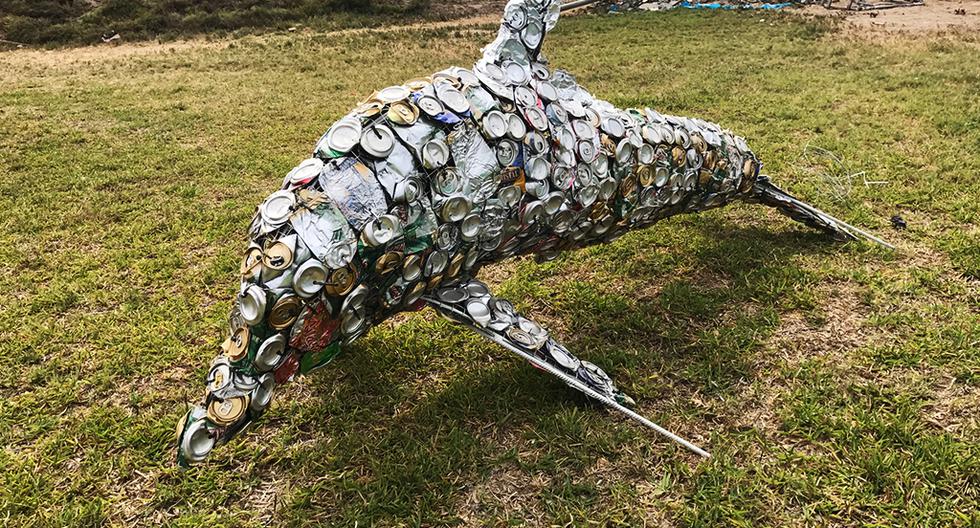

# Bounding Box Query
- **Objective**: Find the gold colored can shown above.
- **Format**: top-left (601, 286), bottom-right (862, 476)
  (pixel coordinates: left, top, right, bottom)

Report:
top-left (405, 77), bottom-right (432, 91)
top-left (691, 134), bottom-right (706, 154)
top-left (222, 325), bottom-right (251, 361)
top-left (241, 247), bottom-right (263, 276)
top-left (619, 173), bottom-right (637, 197)
top-left (671, 146), bottom-right (686, 167)
top-left (743, 159), bottom-right (756, 179)
top-left (427, 274), bottom-right (444, 291)
top-left (269, 294), bottom-right (302, 330)
top-left (704, 150), bottom-right (718, 170)
top-left (402, 254), bottom-right (423, 282)
top-left (431, 72), bottom-right (461, 88)
top-left (352, 100), bottom-right (383, 118)
top-left (207, 395), bottom-right (249, 427)
top-left (387, 101), bottom-right (419, 126)
top-left (717, 159), bottom-right (729, 171)
top-left (324, 266), bottom-right (357, 297)
top-left (637, 165), bottom-right (655, 187)
top-left (590, 202), bottom-right (609, 222)
top-left (375, 251), bottom-right (403, 276)
top-left (446, 253), bottom-right (465, 278)
top-left (699, 168), bottom-right (713, 188)
top-left (263, 241), bottom-right (293, 271)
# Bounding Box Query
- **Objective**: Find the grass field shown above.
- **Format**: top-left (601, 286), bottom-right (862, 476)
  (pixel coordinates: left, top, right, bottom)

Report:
top-left (1, 9), bottom-right (979, 527)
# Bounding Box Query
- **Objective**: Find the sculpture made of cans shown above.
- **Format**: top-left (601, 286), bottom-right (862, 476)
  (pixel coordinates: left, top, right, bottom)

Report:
top-left (176, 0), bottom-right (891, 465)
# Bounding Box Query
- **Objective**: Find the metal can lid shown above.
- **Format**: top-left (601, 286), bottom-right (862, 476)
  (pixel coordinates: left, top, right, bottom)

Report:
top-left (222, 325), bottom-right (251, 361)
top-left (241, 246), bottom-right (263, 276)
top-left (269, 294), bottom-right (302, 330)
top-left (523, 106), bottom-right (548, 132)
top-left (637, 165), bottom-right (654, 187)
top-left (422, 139), bottom-right (451, 169)
top-left (571, 119), bottom-right (594, 140)
top-left (671, 146), bottom-right (686, 167)
top-left (375, 251), bottom-right (403, 275)
top-left (642, 125), bottom-right (663, 145)
top-left (287, 157), bottom-right (324, 186)
top-left (424, 250), bottom-right (449, 277)
top-left (521, 20), bottom-right (544, 49)
top-left (436, 84), bottom-right (470, 115)
top-left (620, 173), bottom-right (637, 197)
top-left (405, 281), bottom-right (426, 305)
top-left (496, 139), bottom-right (519, 167)
top-left (551, 165), bottom-right (574, 190)
top-left (402, 254), bottom-right (423, 282)
top-left (352, 100), bottom-right (384, 118)
top-left (535, 80), bottom-right (558, 102)
top-left (465, 298), bottom-right (492, 326)
top-left (514, 85), bottom-right (536, 108)
top-left (615, 139), bottom-right (635, 165)
top-left (638, 143), bottom-right (656, 165)
top-left (325, 118), bottom-right (362, 154)
top-left (504, 61), bottom-right (529, 86)
top-left (433, 168), bottom-right (462, 195)
top-left (416, 95), bottom-right (445, 118)
top-left (601, 116), bottom-right (626, 138)
top-left (598, 178), bottom-right (617, 201)
top-left (441, 195), bottom-right (472, 222)
top-left (523, 156), bottom-right (546, 181)
top-left (240, 285), bottom-right (267, 326)
top-left (293, 259), bottom-right (327, 299)
top-left (504, 3), bottom-right (528, 29)
top-left (342, 284), bottom-right (370, 313)
top-left (180, 419), bottom-right (215, 464)
top-left (260, 190), bottom-right (296, 227)
top-left (464, 247), bottom-right (480, 269)
top-left (436, 223), bottom-right (460, 251)
top-left (460, 213), bottom-right (483, 241)
top-left (654, 166), bottom-right (670, 187)
top-left (543, 192), bottom-right (564, 215)
top-left (405, 78), bottom-right (432, 91)
top-left (506, 113), bottom-right (527, 140)
top-left (208, 395), bottom-right (248, 426)
top-left (437, 285), bottom-right (468, 304)
top-left (254, 333), bottom-right (287, 372)
top-left (446, 252), bottom-right (465, 278)
top-left (264, 239), bottom-right (294, 271)
top-left (341, 307), bottom-right (366, 337)
top-left (360, 124), bottom-right (396, 158)
top-left (324, 265), bottom-right (357, 297)
top-left (250, 373), bottom-right (276, 412)
top-left (482, 110), bottom-right (508, 139)
top-left (577, 140), bottom-right (597, 163)
top-left (387, 101), bottom-right (419, 126)
top-left (498, 184), bottom-right (523, 208)
top-left (446, 67), bottom-right (475, 87)
top-left (377, 85), bottom-right (412, 104)
top-left (525, 131), bottom-right (547, 154)
top-left (523, 200), bottom-right (546, 224)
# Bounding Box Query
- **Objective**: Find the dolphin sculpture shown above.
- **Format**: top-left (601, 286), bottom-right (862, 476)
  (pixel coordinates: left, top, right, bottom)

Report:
top-left (176, 0), bottom-right (890, 466)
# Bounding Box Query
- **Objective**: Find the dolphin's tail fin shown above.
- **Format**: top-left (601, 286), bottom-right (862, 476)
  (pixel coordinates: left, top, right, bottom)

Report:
top-left (745, 176), bottom-right (894, 249)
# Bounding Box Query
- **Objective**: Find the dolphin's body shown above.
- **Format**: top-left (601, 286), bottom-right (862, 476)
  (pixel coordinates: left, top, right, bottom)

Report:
top-left (176, 0), bottom-right (889, 465)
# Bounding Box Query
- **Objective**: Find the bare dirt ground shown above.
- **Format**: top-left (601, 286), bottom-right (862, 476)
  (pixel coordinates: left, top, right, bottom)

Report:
top-left (803, 0), bottom-right (980, 34)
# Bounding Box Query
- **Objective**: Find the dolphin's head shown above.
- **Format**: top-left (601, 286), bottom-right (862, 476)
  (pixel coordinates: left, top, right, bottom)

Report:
top-left (176, 158), bottom-right (443, 466)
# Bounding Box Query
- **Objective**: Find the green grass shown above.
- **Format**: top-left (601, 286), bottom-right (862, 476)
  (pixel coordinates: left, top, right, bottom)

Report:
top-left (0, 0), bottom-right (436, 47)
top-left (2, 10), bottom-right (979, 527)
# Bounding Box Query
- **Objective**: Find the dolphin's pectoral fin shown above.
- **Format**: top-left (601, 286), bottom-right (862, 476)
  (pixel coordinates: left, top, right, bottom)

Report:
top-left (746, 176), bottom-right (895, 249)
top-left (424, 279), bottom-right (711, 458)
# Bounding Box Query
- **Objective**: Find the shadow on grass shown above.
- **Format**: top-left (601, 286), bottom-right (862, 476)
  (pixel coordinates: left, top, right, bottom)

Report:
top-left (274, 215), bottom-right (844, 523)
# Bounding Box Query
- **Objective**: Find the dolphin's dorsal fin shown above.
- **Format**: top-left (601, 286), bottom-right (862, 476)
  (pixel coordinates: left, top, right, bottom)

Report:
top-left (482, 0), bottom-right (562, 65)
top-left (424, 279), bottom-right (711, 458)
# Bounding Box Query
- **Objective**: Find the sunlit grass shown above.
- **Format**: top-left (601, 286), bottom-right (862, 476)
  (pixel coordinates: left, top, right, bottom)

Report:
top-left (0, 10), bottom-right (977, 526)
